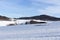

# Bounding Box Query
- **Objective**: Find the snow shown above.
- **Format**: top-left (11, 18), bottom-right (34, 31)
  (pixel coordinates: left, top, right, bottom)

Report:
top-left (0, 21), bottom-right (15, 26)
top-left (16, 19), bottom-right (30, 24)
top-left (0, 19), bottom-right (47, 26)
top-left (0, 21), bottom-right (60, 40)
top-left (0, 19), bottom-right (60, 40)
top-left (0, 19), bottom-right (30, 26)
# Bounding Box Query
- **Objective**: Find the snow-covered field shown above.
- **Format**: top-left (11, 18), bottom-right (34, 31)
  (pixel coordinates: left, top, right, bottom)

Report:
top-left (0, 20), bottom-right (30, 26)
top-left (0, 21), bottom-right (15, 26)
top-left (0, 19), bottom-right (47, 26)
top-left (0, 21), bottom-right (60, 40)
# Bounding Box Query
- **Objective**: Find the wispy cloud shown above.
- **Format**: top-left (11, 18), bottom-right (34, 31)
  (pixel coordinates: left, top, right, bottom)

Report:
top-left (0, 0), bottom-right (60, 17)
top-left (30, 0), bottom-right (60, 17)
top-left (0, 0), bottom-right (34, 17)
top-left (31, 0), bottom-right (60, 5)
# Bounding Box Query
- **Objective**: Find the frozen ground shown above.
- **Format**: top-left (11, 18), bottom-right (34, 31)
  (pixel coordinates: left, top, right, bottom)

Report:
top-left (0, 21), bottom-right (15, 26)
top-left (0, 21), bottom-right (60, 40)
top-left (0, 19), bottom-right (47, 26)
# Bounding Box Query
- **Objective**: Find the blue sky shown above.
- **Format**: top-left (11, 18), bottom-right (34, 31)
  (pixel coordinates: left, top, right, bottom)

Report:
top-left (0, 0), bottom-right (60, 18)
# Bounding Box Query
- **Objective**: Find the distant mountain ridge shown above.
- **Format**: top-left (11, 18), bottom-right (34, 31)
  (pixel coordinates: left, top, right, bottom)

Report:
top-left (0, 15), bottom-right (10, 21)
top-left (0, 15), bottom-right (60, 21)
top-left (18, 15), bottom-right (60, 21)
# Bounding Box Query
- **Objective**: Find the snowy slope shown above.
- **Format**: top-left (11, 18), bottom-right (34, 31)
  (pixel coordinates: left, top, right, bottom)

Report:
top-left (0, 21), bottom-right (60, 40)
top-left (0, 21), bottom-right (15, 26)
top-left (0, 19), bottom-right (47, 26)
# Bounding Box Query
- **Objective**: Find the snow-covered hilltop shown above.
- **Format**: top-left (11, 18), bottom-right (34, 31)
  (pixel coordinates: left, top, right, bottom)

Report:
top-left (0, 16), bottom-right (12, 26)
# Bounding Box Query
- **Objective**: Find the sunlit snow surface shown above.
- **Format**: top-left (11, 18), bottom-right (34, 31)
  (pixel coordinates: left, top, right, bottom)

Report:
top-left (0, 21), bottom-right (60, 40)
